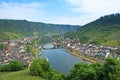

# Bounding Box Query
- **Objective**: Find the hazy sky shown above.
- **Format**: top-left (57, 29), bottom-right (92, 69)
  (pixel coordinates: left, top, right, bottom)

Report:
top-left (0, 0), bottom-right (120, 25)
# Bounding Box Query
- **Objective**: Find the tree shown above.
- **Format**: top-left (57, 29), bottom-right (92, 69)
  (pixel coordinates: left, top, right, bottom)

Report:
top-left (102, 58), bottom-right (120, 80)
top-left (29, 58), bottom-right (64, 80)
top-left (49, 70), bottom-right (65, 80)
top-left (0, 65), bottom-right (3, 72)
top-left (7, 60), bottom-right (24, 71)
top-left (0, 44), bottom-right (5, 50)
top-left (26, 45), bottom-right (31, 53)
top-left (67, 63), bottom-right (97, 80)
top-left (67, 58), bottom-right (120, 80)
top-left (90, 63), bottom-right (103, 80)
top-left (26, 45), bottom-right (39, 58)
top-left (29, 58), bottom-right (51, 78)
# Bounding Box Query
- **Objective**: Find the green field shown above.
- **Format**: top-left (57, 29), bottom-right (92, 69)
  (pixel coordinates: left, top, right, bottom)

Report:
top-left (0, 70), bottom-right (45, 80)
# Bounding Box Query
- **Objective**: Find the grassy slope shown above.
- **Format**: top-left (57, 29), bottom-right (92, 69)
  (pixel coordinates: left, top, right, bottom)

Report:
top-left (0, 70), bottom-right (45, 80)
top-left (81, 29), bottom-right (120, 47)
top-left (0, 19), bottom-right (79, 41)
top-left (65, 13), bottom-right (120, 48)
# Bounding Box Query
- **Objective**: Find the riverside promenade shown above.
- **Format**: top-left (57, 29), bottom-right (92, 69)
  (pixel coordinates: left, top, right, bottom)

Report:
top-left (67, 50), bottom-right (97, 63)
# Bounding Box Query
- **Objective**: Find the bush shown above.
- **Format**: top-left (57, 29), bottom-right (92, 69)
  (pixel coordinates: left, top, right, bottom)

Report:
top-left (0, 65), bottom-right (3, 72)
top-left (49, 70), bottom-right (65, 80)
top-left (7, 60), bottom-right (24, 71)
top-left (1, 65), bottom-right (9, 72)
top-left (0, 44), bottom-right (5, 50)
top-left (67, 58), bottom-right (120, 80)
top-left (29, 58), bottom-right (51, 78)
top-left (29, 58), bottom-right (65, 80)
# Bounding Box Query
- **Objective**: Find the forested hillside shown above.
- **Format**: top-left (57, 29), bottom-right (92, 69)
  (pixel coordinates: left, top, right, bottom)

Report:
top-left (0, 19), bottom-right (79, 41)
top-left (65, 13), bottom-right (120, 47)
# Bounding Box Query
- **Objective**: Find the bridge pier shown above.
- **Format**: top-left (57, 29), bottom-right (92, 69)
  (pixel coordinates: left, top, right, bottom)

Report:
top-left (53, 45), bottom-right (57, 49)
top-left (53, 42), bottom-right (58, 49)
top-left (40, 44), bottom-right (45, 49)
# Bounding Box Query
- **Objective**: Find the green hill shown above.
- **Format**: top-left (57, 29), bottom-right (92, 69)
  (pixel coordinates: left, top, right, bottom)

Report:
top-left (65, 13), bottom-right (120, 47)
top-left (0, 70), bottom-right (45, 80)
top-left (0, 19), bottom-right (79, 41)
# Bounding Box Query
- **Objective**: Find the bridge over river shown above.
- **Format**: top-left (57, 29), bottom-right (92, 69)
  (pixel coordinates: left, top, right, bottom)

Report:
top-left (39, 36), bottom-right (90, 74)
top-left (39, 44), bottom-right (59, 50)
top-left (39, 36), bottom-right (60, 50)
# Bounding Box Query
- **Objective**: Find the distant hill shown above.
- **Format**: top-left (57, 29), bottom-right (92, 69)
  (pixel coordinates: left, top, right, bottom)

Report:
top-left (0, 19), bottom-right (79, 41)
top-left (65, 13), bottom-right (120, 47)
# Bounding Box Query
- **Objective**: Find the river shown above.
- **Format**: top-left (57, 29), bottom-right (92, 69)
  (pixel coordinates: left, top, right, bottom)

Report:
top-left (40, 44), bottom-right (89, 74)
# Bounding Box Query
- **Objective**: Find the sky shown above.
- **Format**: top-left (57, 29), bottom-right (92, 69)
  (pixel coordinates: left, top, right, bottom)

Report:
top-left (0, 0), bottom-right (120, 25)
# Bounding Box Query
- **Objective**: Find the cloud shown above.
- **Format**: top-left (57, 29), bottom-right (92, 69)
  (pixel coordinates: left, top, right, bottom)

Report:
top-left (66, 0), bottom-right (120, 13)
top-left (41, 16), bottom-right (90, 25)
top-left (0, 2), bottom-right (45, 21)
top-left (65, 0), bottom-right (82, 6)
top-left (0, 0), bottom-right (120, 25)
top-left (41, 16), bottom-right (79, 25)
top-left (0, 1), bottom-right (84, 25)
top-left (65, 0), bottom-right (120, 25)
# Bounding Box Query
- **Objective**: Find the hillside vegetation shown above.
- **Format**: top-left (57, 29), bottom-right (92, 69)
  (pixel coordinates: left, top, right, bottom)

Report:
top-left (1, 58), bottom-right (120, 80)
top-left (0, 70), bottom-right (45, 80)
top-left (65, 13), bottom-right (120, 47)
top-left (0, 19), bottom-right (79, 41)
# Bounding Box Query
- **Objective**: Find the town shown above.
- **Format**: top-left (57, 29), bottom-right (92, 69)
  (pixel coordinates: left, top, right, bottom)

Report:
top-left (0, 36), bottom-right (40, 66)
top-left (61, 38), bottom-right (120, 63)
top-left (0, 36), bottom-right (120, 65)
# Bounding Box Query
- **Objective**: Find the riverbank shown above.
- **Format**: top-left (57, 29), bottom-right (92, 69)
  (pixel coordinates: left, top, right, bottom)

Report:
top-left (66, 50), bottom-right (97, 63)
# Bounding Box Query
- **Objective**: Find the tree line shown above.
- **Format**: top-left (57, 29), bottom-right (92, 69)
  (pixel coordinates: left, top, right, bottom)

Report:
top-left (1, 57), bottom-right (120, 80)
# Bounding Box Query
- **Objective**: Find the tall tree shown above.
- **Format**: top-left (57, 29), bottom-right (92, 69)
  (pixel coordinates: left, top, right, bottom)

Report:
top-left (102, 58), bottom-right (120, 80)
